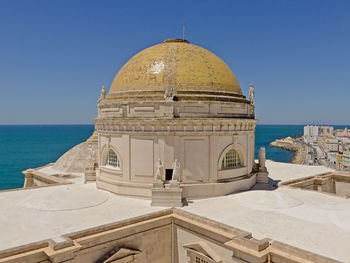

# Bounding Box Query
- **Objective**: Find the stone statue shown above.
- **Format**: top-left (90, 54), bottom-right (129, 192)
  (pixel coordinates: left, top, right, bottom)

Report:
top-left (171, 159), bottom-right (180, 181)
top-left (156, 159), bottom-right (163, 181)
top-left (98, 85), bottom-right (106, 102)
top-left (91, 147), bottom-right (95, 159)
top-left (84, 154), bottom-right (96, 182)
top-left (88, 144), bottom-right (95, 161)
top-left (248, 84), bottom-right (255, 105)
top-left (164, 86), bottom-right (175, 101)
top-left (258, 147), bottom-right (266, 169)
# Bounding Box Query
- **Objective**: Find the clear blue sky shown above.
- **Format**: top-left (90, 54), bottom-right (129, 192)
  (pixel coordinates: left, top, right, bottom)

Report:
top-left (0, 0), bottom-right (349, 124)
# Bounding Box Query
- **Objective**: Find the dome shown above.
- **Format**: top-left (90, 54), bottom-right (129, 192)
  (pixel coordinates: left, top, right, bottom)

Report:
top-left (52, 132), bottom-right (97, 173)
top-left (107, 39), bottom-right (243, 101)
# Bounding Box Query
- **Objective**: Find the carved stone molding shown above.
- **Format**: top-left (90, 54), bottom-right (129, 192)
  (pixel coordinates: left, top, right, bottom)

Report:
top-left (98, 247), bottom-right (141, 263)
top-left (184, 241), bottom-right (222, 263)
top-left (95, 118), bottom-right (257, 135)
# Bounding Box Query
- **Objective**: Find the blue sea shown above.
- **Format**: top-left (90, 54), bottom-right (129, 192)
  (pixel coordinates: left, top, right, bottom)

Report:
top-left (0, 125), bottom-right (94, 191)
top-left (0, 124), bottom-right (347, 191)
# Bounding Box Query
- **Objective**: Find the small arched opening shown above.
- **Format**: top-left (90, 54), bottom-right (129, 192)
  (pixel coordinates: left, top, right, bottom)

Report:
top-left (221, 149), bottom-right (241, 170)
top-left (105, 149), bottom-right (120, 168)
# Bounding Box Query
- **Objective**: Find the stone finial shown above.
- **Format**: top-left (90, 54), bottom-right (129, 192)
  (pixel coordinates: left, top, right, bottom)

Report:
top-left (164, 86), bottom-right (176, 101)
top-left (256, 147), bottom-right (269, 185)
top-left (258, 147), bottom-right (266, 169)
top-left (98, 85), bottom-right (106, 102)
top-left (249, 83), bottom-right (255, 105)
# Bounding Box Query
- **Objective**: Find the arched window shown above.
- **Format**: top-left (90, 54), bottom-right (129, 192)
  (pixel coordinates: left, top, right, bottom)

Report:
top-left (221, 149), bottom-right (241, 169)
top-left (106, 149), bottom-right (120, 168)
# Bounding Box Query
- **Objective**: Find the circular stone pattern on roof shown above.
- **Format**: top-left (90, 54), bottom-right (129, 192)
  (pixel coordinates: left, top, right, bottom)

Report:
top-left (234, 191), bottom-right (304, 211)
top-left (109, 39), bottom-right (242, 95)
top-left (19, 185), bottom-right (109, 211)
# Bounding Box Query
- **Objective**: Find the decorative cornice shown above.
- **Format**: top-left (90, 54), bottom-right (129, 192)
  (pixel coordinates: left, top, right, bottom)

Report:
top-left (95, 118), bottom-right (258, 135)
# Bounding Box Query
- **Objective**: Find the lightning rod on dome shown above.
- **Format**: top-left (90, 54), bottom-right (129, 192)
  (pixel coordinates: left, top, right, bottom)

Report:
top-left (182, 21), bottom-right (185, 41)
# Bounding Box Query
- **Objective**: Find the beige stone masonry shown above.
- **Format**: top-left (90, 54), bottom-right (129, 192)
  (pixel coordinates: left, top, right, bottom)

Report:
top-left (0, 208), bottom-right (342, 263)
top-left (23, 169), bottom-right (70, 188)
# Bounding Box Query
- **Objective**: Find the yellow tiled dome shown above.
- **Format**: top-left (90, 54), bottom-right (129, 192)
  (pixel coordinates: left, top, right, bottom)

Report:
top-left (109, 39), bottom-right (242, 96)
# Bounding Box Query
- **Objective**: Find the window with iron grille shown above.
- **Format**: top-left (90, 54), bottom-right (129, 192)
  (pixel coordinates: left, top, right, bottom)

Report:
top-left (222, 149), bottom-right (240, 169)
top-left (106, 149), bottom-right (120, 168)
top-left (195, 257), bottom-right (208, 263)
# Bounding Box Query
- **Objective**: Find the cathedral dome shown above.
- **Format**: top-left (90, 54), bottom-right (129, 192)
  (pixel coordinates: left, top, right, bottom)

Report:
top-left (95, 39), bottom-right (257, 200)
top-left (106, 39), bottom-right (244, 102)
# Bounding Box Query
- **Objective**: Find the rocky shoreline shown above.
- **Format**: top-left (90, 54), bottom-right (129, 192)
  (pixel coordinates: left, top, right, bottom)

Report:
top-left (270, 139), bottom-right (307, 165)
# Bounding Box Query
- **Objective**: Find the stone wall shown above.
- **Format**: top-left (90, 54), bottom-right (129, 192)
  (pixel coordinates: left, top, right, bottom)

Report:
top-left (0, 209), bottom-right (341, 263)
top-left (283, 172), bottom-right (350, 198)
top-left (97, 129), bottom-right (256, 199)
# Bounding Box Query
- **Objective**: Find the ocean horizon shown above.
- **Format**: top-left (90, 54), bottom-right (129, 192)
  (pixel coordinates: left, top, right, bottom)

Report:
top-left (0, 124), bottom-right (348, 191)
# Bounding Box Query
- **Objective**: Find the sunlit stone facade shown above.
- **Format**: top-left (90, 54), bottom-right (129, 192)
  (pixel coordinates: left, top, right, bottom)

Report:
top-left (95, 39), bottom-right (257, 199)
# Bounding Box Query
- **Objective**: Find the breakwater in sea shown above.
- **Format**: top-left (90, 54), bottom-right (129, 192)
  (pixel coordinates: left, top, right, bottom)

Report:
top-left (269, 140), bottom-right (307, 165)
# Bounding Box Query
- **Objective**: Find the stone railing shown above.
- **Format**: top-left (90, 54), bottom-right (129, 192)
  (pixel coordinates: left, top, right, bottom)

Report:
top-left (23, 169), bottom-right (71, 188)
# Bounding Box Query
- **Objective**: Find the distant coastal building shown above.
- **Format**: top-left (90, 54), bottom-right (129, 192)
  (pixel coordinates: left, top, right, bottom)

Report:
top-left (276, 136), bottom-right (294, 143)
top-left (304, 125), bottom-right (334, 144)
top-left (303, 125), bottom-right (319, 143)
top-left (335, 127), bottom-right (350, 137)
top-left (317, 136), bottom-right (339, 166)
top-left (303, 125), bottom-right (350, 170)
top-left (335, 128), bottom-right (350, 170)
top-left (337, 143), bottom-right (350, 171)
top-left (319, 126), bottom-right (334, 136)
top-left (343, 150), bottom-right (350, 170)
top-left (318, 136), bottom-right (339, 153)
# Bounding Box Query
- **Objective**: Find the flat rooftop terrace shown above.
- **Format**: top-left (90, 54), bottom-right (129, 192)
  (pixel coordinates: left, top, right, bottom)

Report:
top-left (183, 187), bottom-right (350, 262)
top-left (0, 183), bottom-right (165, 251)
top-left (0, 161), bottom-right (347, 262)
top-left (264, 160), bottom-right (333, 184)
